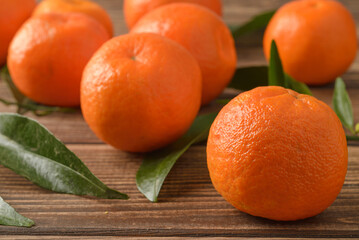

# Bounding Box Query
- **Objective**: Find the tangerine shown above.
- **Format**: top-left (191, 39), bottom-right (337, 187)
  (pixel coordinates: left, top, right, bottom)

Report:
top-left (131, 3), bottom-right (237, 105)
top-left (33, 0), bottom-right (114, 36)
top-left (207, 86), bottom-right (348, 221)
top-left (0, 0), bottom-right (36, 65)
top-left (8, 13), bottom-right (109, 107)
top-left (81, 33), bottom-right (202, 152)
top-left (124, 0), bottom-right (222, 29)
top-left (263, 0), bottom-right (357, 85)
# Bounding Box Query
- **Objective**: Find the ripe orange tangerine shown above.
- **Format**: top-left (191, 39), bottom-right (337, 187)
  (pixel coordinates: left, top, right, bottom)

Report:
top-left (81, 33), bottom-right (202, 152)
top-left (207, 86), bottom-right (348, 221)
top-left (124, 0), bottom-right (223, 29)
top-left (263, 0), bottom-right (357, 85)
top-left (0, 0), bottom-right (36, 65)
top-left (131, 3), bottom-right (237, 105)
top-left (33, 0), bottom-right (114, 36)
top-left (8, 13), bottom-right (110, 107)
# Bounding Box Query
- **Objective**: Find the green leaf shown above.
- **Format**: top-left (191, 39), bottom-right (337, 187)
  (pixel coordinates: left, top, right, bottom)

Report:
top-left (228, 66), bottom-right (268, 91)
top-left (268, 41), bottom-right (312, 95)
top-left (216, 99), bottom-right (232, 105)
top-left (136, 112), bottom-right (218, 202)
top-left (268, 40), bottom-right (286, 87)
top-left (0, 66), bottom-right (77, 116)
top-left (333, 78), bottom-right (355, 133)
top-left (355, 123), bottom-right (359, 134)
top-left (0, 113), bottom-right (128, 199)
top-left (285, 74), bottom-right (313, 96)
top-left (0, 196), bottom-right (34, 227)
top-left (230, 10), bottom-right (276, 40)
top-left (228, 66), bottom-right (312, 96)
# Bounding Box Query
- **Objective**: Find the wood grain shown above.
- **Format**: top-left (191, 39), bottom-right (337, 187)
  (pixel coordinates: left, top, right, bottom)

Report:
top-left (0, 0), bottom-right (358, 238)
top-left (3, 238), bottom-right (354, 240)
top-left (0, 145), bottom-right (358, 237)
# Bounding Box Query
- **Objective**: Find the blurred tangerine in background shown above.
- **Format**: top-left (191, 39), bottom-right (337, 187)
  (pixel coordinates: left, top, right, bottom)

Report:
top-left (0, 0), bottom-right (36, 66)
top-left (33, 0), bottom-right (114, 36)
top-left (124, 0), bottom-right (222, 29)
top-left (131, 3), bottom-right (237, 105)
top-left (263, 0), bottom-right (357, 85)
top-left (7, 13), bottom-right (110, 107)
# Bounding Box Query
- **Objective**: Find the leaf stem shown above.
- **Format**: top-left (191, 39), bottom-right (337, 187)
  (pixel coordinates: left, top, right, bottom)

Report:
top-left (0, 98), bottom-right (17, 106)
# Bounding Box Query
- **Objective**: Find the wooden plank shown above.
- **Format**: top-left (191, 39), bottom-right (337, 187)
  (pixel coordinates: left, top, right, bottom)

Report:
top-left (3, 238), bottom-right (354, 240)
top-left (0, 238), bottom-right (354, 240)
top-left (0, 145), bottom-right (357, 238)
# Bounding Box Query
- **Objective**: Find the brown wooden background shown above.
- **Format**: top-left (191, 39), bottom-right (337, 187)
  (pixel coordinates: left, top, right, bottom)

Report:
top-left (0, 0), bottom-right (358, 239)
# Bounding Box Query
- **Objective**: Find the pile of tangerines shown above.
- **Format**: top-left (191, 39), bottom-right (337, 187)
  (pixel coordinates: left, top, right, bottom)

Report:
top-left (0, 0), bottom-right (357, 221)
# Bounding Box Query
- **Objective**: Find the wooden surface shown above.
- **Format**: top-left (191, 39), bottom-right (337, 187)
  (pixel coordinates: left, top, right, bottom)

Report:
top-left (0, 0), bottom-right (359, 239)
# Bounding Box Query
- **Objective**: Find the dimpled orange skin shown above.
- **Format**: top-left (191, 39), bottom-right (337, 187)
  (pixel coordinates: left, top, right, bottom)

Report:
top-left (8, 13), bottom-right (109, 107)
top-left (81, 33), bottom-right (202, 152)
top-left (207, 86), bottom-right (348, 221)
top-left (0, 0), bottom-right (36, 66)
top-left (33, 0), bottom-right (114, 36)
top-left (263, 0), bottom-right (357, 85)
top-left (131, 3), bottom-right (237, 105)
top-left (124, 0), bottom-right (222, 29)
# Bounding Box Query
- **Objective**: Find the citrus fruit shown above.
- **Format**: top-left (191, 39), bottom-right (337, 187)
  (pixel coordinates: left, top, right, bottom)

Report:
top-left (124, 0), bottom-right (222, 29)
top-left (81, 33), bottom-right (202, 152)
top-left (33, 0), bottom-right (113, 36)
top-left (207, 86), bottom-right (348, 221)
top-left (263, 0), bottom-right (357, 85)
top-left (0, 0), bottom-right (36, 66)
top-left (8, 13), bottom-right (109, 107)
top-left (131, 3), bottom-right (237, 105)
